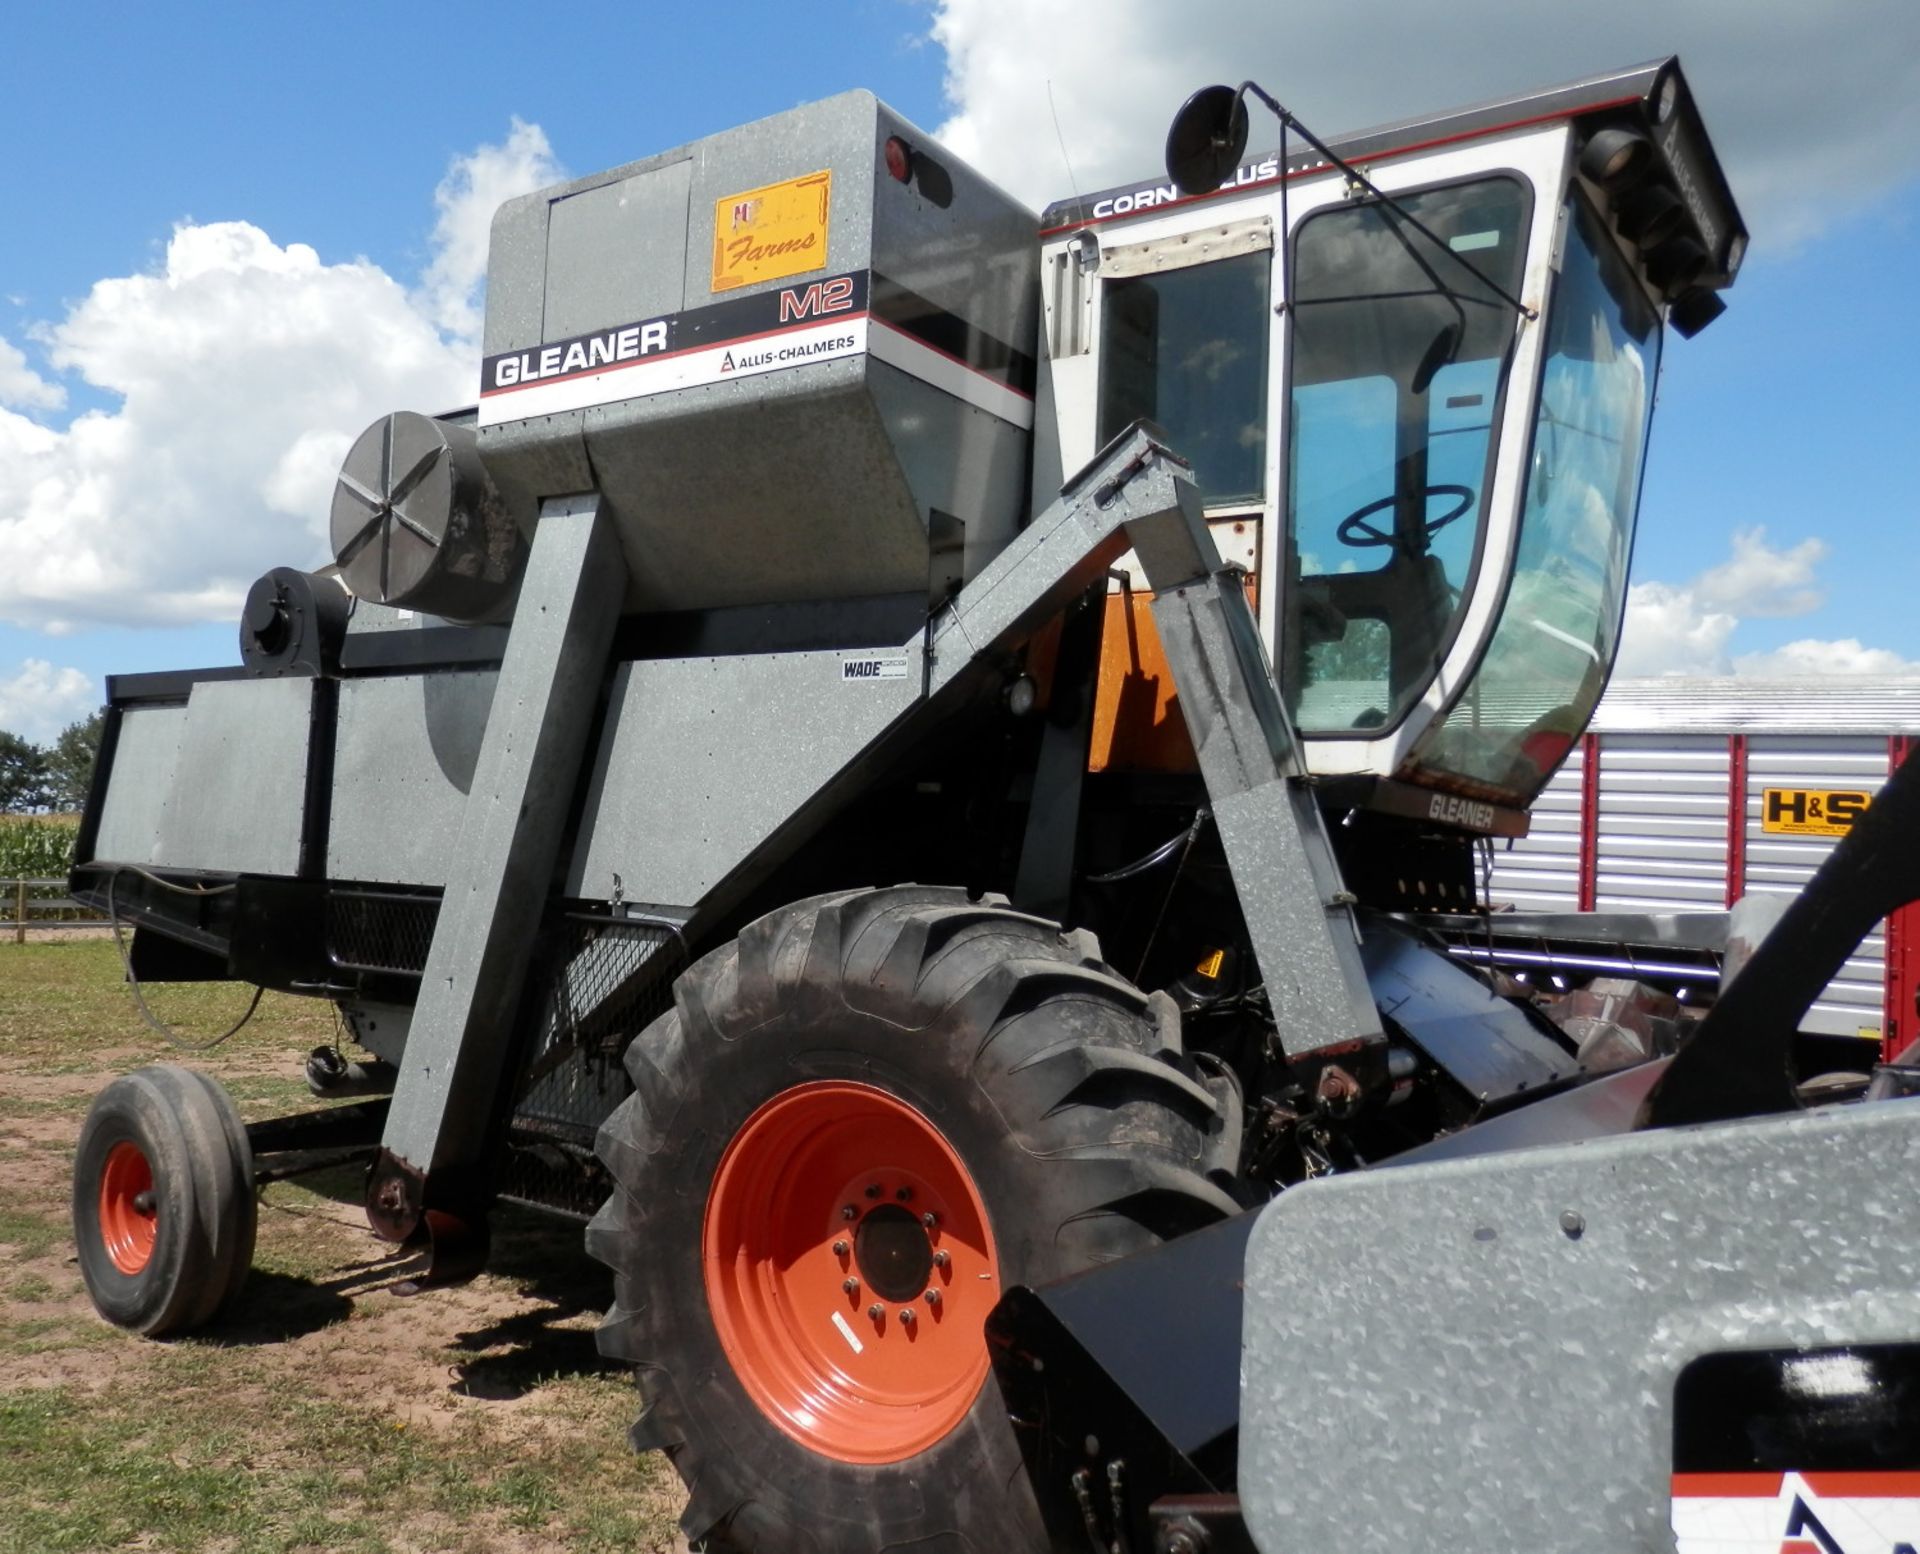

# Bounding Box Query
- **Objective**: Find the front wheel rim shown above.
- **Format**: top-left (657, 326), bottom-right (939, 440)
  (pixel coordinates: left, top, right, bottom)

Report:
top-left (702, 1081), bottom-right (1000, 1464)
top-left (99, 1140), bottom-right (157, 1275)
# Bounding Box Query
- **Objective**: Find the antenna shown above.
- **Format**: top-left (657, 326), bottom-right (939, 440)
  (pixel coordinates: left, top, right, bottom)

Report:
top-left (1047, 80), bottom-right (1080, 201)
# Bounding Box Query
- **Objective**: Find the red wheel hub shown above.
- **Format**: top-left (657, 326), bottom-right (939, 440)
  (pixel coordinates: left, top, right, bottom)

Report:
top-left (702, 1081), bottom-right (1001, 1463)
top-left (99, 1140), bottom-right (157, 1276)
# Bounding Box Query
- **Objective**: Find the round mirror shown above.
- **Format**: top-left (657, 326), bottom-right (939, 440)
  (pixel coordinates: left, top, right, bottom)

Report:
top-left (1164, 85), bottom-right (1249, 196)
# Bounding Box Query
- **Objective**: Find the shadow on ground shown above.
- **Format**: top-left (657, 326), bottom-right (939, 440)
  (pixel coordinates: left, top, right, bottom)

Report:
top-left (199, 1266), bottom-right (359, 1345)
top-left (448, 1204), bottom-right (619, 1400)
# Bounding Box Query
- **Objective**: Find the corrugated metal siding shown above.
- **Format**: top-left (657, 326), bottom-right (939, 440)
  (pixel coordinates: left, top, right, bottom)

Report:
top-left (1741, 735), bottom-right (1888, 1039)
top-left (1483, 712), bottom-right (1897, 1040)
top-left (1594, 678), bottom-right (1920, 734)
top-left (1487, 742), bottom-right (1583, 911)
top-left (1592, 735), bottom-right (1730, 912)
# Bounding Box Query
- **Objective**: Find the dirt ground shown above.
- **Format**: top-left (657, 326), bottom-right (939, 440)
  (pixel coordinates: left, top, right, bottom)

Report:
top-left (0, 941), bottom-right (687, 1553)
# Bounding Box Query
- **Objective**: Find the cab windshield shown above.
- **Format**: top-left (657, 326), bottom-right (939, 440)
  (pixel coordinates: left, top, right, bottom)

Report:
top-left (1400, 194), bottom-right (1662, 803)
top-left (1285, 178), bottom-right (1530, 734)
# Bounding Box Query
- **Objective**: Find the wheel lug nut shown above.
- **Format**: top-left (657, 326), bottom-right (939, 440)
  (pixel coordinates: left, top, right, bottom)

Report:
top-left (896, 1186), bottom-right (913, 1201)
top-left (925, 1288), bottom-right (941, 1307)
top-left (932, 1250), bottom-right (950, 1269)
top-left (867, 1303), bottom-right (884, 1321)
top-left (921, 1211), bottom-right (938, 1229)
top-left (842, 1278), bottom-right (860, 1295)
top-left (841, 1205), bottom-right (858, 1221)
top-left (132, 1191), bottom-right (156, 1214)
top-left (900, 1308), bottom-right (916, 1327)
top-left (865, 1183), bottom-right (883, 1199)
top-left (832, 1240), bottom-right (849, 1256)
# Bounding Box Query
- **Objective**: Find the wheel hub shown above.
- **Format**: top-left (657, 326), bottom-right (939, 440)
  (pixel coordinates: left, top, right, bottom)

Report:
top-left (853, 1203), bottom-right (933, 1303)
top-left (702, 1081), bottom-right (1001, 1464)
top-left (98, 1140), bottom-right (157, 1276)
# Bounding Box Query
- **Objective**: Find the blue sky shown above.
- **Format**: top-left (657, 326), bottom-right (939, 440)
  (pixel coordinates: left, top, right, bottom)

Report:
top-left (3, 0), bottom-right (1917, 739)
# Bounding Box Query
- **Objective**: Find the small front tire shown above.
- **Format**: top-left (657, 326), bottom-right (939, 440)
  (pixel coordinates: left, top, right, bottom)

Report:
top-left (73, 1064), bottom-right (256, 1336)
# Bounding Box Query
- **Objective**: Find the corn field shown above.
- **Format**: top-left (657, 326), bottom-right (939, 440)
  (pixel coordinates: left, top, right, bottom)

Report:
top-left (1, 816), bottom-right (84, 925)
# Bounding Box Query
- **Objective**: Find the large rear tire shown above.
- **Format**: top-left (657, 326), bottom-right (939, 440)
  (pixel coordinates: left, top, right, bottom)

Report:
top-left (73, 1064), bottom-right (256, 1336)
top-left (588, 886), bottom-right (1242, 1552)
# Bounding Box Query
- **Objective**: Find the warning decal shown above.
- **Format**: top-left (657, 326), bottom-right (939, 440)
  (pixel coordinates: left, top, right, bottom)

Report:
top-left (1761, 787), bottom-right (1872, 836)
top-left (712, 170), bottom-right (831, 293)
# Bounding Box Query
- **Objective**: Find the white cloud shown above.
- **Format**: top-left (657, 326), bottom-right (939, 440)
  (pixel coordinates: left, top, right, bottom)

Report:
top-left (0, 335), bottom-right (62, 413)
top-left (1619, 530), bottom-right (1913, 679)
top-left (420, 118), bottom-right (562, 343)
top-left (0, 659), bottom-right (96, 743)
top-left (1693, 526), bottom-right (1826, 619)
top-left (0, 124), bottom-right (561, 635)
top-left (1733, 639), bottom-right (1920, 679)
top-left (1617, 580), bottom-right (1738, 677)
top-left (929, 0), bottom-right (1920, 244)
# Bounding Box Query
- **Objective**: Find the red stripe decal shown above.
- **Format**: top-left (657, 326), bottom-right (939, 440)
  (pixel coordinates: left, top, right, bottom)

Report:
top-left (1671, 1472), bottom-right (1784, 1498)
top-left (1802, 1470), bottom-right (1920, 1497)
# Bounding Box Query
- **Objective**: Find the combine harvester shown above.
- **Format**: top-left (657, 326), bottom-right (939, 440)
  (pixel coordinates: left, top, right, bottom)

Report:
top-left (68, 55), bottom-right (1919, 1553)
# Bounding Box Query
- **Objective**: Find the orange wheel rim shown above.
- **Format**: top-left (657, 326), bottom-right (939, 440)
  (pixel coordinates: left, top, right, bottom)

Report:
top-left (703, 1081), bottom-right (1000, 1464)
top-left (99, 1140), bottom-right (157, 1276)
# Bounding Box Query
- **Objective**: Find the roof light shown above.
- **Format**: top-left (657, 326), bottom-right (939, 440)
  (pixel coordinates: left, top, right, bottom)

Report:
top-left (1580, 127), bottom-right (1652, 190)
top-left (883, 136), bottom-right (913, 184)
top-left (1644, 234), bottom-right (1708, 292)
top-left (1668, 286), bottom-right (1727, 339)
top-left (1654, 72), bottom-right (1681, 125)
top-left (1615, 183), bottom-right (1685, 247)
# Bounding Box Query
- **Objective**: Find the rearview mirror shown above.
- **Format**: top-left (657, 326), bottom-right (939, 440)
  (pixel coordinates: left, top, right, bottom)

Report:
top-left (1165, 85), bottom-right (1249, 196)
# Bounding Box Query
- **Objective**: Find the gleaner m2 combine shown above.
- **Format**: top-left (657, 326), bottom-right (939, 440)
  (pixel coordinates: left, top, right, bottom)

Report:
top-left (66, 58), bottom-right (1920, 1553)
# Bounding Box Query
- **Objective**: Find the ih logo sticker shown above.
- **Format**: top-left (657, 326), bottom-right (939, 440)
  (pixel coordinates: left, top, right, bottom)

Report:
top-left (711, 170), bottom-right (831, 293)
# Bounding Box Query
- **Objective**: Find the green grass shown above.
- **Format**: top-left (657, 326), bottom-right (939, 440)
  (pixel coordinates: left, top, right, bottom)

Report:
top-left (0, 1373), bottom-right (673, 1554)
top-left (0, 1206), bottom-right (65, 1261)
top-left (0, 939), bottom-right (683, 1553)
top-left (0, 940), bottom-right (333, 1078)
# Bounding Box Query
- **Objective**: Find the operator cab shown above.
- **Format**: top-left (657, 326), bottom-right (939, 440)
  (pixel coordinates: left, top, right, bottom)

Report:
top-left (1035, 59), bottom-right (1743, 820)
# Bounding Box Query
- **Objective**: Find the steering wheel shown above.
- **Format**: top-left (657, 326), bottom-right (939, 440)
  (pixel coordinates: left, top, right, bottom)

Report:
top-left (1335, 484), bottom-right (1476, 549)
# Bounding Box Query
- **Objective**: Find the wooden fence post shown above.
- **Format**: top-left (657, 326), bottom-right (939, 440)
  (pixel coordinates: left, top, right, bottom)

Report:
top-left (13, 878), bottom-right (24, 945)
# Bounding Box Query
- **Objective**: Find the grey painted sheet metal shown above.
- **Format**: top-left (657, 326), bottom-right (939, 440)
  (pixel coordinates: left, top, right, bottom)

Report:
top-left (383, 496), bottom-right (626, 1175)
top-left (91, 703), bottom-right (189, 866)
top-left (1240, 1098), bottom-right (1920, 1554)
top-left (566, 648), bottom-right (921, 907)
top-left (95, 679), bottom-right (310, 875)
top-left (479, 92), bottom-right (1036, 615)
top-left (327, 672), bottom-right (498, 886)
